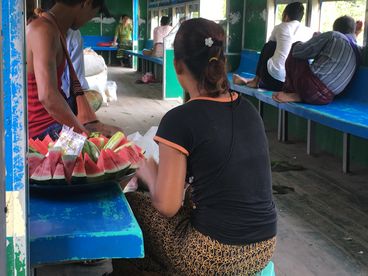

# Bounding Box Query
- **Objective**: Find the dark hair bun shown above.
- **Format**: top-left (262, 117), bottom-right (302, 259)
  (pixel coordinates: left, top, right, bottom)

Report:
top-left (174, 18), bottom-right (229, 97)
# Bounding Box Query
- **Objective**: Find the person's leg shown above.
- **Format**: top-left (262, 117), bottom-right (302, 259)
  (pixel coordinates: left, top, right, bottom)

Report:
top-left (233, 41), bottom-right (276, 88)
top-left (272, 47), bottom-right (308, 103)
top-left (125, 192), bottom-right (192, 273)
top-left (272, 52), bottom-right (334, 104)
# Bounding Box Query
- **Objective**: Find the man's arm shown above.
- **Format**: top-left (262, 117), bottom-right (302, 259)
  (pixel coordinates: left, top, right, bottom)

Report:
top-left (292, 32), bottom-right (332, 59)
top-left (30, 23), bottom-right (88, 134)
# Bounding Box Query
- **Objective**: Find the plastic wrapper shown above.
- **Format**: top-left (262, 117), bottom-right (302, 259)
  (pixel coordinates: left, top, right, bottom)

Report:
top-left (53, 125), bottom-right (87, 156)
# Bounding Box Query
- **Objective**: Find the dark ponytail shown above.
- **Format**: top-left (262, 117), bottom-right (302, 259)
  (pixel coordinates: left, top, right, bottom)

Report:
top-left (174, 18), bottom-right (229, 98)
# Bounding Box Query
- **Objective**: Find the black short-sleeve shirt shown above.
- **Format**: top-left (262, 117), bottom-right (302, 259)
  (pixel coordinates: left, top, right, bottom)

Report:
top-left (154, 93), bottom-right (277, 245)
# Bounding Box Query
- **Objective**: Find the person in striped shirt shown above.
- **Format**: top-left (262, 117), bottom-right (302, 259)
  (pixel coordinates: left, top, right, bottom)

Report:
top-left (272, 16), bottom-right (362, 105)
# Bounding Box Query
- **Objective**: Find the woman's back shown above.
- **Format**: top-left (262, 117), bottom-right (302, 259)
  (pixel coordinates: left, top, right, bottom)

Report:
top-left (155, 93), bottom-right (276, 244)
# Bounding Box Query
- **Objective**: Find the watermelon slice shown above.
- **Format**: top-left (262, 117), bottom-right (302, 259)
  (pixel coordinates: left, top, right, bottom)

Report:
top-left (71, 156), bottom-right (87, 184)
top-left (47, 147), bottom-right (62, 177)
top-left (30, 157), bottom-right (52, 184)
top-left (84, 153), bottom-right (104, 183)
top-left (88, 137), bottom-right (105, 150)
top-left (105, 149), bottom-right (131, 180)
top-left (43, 134), bottom-right (53, 148)
top-left (62, 155), bottom-right (77, 183)
top-left (28, 152), bottom-right (45, 176)
top-left (52, 162), bottom-right (66, 185)
top-left (30, 138), bottom-right (48, 155)
top-left (96, 149), bottom-right (120, 175)
top-left (117, 146), bottom-right (139, 169)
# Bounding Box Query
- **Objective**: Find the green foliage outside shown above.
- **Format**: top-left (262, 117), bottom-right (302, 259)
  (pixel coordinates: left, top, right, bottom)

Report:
top-left (275, 1), bottom-right (366, 45)
top-left (320, 0), bottom-right (366, 45)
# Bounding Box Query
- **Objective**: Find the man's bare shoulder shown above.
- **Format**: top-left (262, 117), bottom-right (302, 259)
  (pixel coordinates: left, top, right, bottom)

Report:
top-left (27, 17), bottom-right (58, 41)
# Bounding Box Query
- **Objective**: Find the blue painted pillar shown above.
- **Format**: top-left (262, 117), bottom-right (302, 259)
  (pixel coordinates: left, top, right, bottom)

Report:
top-left (132, 0), bottom-right (139, 70)
top-left (2, 0), bottom-right (29, 274)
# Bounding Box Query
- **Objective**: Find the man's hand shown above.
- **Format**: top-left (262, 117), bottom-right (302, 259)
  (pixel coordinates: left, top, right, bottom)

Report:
top-left (84, 121), bottom-right (123, 138)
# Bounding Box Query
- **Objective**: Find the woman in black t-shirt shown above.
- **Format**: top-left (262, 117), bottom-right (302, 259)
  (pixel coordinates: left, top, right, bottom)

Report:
top-left (126, 18), bottom-right (277, 275)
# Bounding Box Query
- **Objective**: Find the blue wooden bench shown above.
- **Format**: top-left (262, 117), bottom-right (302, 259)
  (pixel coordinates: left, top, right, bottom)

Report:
top-left (124, 39), bottom-right (163, 66)
top-left (30, 184), bottom-right (144, 266)
top-left (82, 35), bottom-right (117, 65)
top-left (124, 40), bottom-right (163, 81)
top-left (228, 49), bottom-right (368, 173)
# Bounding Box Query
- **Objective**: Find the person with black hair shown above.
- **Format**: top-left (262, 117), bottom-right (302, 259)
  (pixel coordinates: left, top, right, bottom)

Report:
top-left (233, 2), bottom-right (313, 91)
top-left (125, 18), bottom-right (276, 275)
top-left (27, 0), bottom-right (122, 140)
top-left (272, 15), bottom-right (363, 104)
top-left (143, 16), bottom-right (173, 57)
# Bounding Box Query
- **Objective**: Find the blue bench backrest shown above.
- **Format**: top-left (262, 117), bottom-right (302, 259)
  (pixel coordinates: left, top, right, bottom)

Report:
top-left (236, 49), bottom-right (260, 75)
top-left (83, 35), bottom-right (114, 45)
top-left (337, 66), bottom-right (368, 102)
top-left (145, 39), bottom-right (154, 50)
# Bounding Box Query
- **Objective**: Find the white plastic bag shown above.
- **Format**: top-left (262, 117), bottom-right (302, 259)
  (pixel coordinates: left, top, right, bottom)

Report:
top-left (123, 127), bottom-right (159, 193)
top-left (105, 81), bottom-right (117, 102)
top-left (84, 49), bottom-right (107, 77)
top-left (127, 126), bottom-right (159, 162)
top-left (85, 69), bottom-right (108, 104)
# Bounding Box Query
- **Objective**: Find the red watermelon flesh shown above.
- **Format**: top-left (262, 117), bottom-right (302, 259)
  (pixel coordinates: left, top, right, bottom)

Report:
top-left (88, 137), bottom-right (104, 150)
top-left (29, 139), bottom-right (40, 153)
top-left (52, 163), bottom-right (66, 184)
top-left (131, 144), bottom-right (145, 158)
top-left (117, 147), bottom-right (139, 168)
top-left (47, 147), bottom-right (62, 177)
top-left (32, 139), bottom-right (48, 155)
top-left (72, 156), bottom-right (86, 177)
top-left (43, 134), bottom-right (53, 148)
top-left (97, 149), bottom-right (120, 174)
top-left (71, 156), bottom-right (87, 184)
top-left (84, 153), bottom-right (104, 177)
top-left (30, 157), bottom-right (52, 182)
top-left (62, 155), bottom-right (77, 183)
top-left (28, 152), bottom-right (45, 176)
top-left (105, 149), bottom-right (130, 171)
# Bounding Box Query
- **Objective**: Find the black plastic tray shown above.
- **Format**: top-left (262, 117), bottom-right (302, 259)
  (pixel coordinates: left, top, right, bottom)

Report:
top-left (30, 172), bottom-right (136, 194)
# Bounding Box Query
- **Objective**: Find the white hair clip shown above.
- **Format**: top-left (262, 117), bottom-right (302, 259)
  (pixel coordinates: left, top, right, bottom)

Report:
top-left (205, 37), bottom-right (214, 47)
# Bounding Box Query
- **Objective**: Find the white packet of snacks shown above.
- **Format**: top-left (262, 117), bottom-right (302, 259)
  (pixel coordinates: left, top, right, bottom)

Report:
top-left (53, 125), bottom-right (87, 156)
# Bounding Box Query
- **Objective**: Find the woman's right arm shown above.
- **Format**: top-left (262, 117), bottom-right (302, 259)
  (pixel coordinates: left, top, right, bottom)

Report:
top-left (137, 143), bottom-right (187, 217)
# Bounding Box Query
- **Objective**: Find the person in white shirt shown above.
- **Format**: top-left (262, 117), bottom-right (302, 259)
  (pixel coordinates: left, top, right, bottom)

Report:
top-left (233, 2), bottom-right (313, 91)
top-left (62, 29), bottom-right (103, 112)
top-left (62, 29), bottom-right (90, 99)
top-left (143, 16), bottom-right (173, 57)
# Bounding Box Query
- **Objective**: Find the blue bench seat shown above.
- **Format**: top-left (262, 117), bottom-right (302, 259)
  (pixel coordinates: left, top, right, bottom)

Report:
top-left (229, 50), bottom-right (368, 172)
top-left (82, 35), bottom-right (117, 51)
top-left (124, 50), bottom-right (163, 65)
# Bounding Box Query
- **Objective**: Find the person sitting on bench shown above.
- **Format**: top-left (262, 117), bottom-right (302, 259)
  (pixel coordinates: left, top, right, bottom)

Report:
top-left (143, 16), bottom-right (173, 58)
top-left (126, 18), bottom-right (276, 275)
top-left (233, 2), bottom-right (313, 91)
top-left (272, 16), bottom-right (362, 104)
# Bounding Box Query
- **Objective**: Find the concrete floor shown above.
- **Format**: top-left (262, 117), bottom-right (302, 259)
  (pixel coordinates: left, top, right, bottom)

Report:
top-left (104, 66), bottom-right (368, 276)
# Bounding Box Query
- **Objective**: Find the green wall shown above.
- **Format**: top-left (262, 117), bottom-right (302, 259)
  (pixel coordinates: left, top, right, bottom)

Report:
top-left (226, 0), bottom-right (245, 72)
top-left (243, 0), bottom-right (267, 51)
top-left (139, 0), bottom-right (148, 50)
top-left (80, 0), bottom-right (133, 36)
